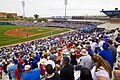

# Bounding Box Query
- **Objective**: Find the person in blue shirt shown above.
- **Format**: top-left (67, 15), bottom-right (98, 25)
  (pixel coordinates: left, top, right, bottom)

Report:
top-left (35, 53), bottom-right (40, 62)
top-left (30, 60), bottom-right (38, 69)
top-left (21, 65), bottom-right (41, 80)
top-left (7, 59), bottom-right (18, 79)
top-left (98, 43), bottom-right (113, 69)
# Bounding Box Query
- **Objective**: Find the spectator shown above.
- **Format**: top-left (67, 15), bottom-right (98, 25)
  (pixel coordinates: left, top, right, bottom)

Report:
top-left (75, 49), bottom-right (92, 70)
top-left (30, 59), bottom-right (38, 69)
top-left (91, 39), bottom-right (97, 53)
top-left (115, 33), bottom-right (120, 44)
top-left (0, 64), bottom-right (3, 79)
top-left (21, 65), bottom-right (41, 80)
top-left (45, 64), bottom-right (60, 80)
top-left (38, 54), bottom-right (47, 68)
top-left (115, 33), bottom-right (120, 56)
top-left (35, 53), bottom-right (40, 62)
top-left (46, 59), bottom-right (55, 71)
top-left (98, 43), bottom-right (113, 69)
top-left (94, 44), bottom-right (101, 54)
top-left (70, 48), bottom-right (77, 65)
top-left (15, 62), bottom-right (23, 80)
top-left (56, 51), bottom-right (62, 65)
top-left (78, 67), bottom-right (93, 80)
top-left (85, 45), bottom-right (94, 57)
top-left (76, 47), bottom-right (81, 60)
top-left (98, 37), bottom-right (105, 50)
top-left (60, 57), bottom-right (74, 80)
top-left (0, 24), bottom-right (116, 80)
top-left (7, 59), bottom-right (18, 80)
top-left (113, 63), bottom-right (120, 80)
top-left (107, 39), bottom-right (117, 63)
top-left (2, 60), bottom-right (8, 74)
top-left (91, 54), bottom-right (112, 80)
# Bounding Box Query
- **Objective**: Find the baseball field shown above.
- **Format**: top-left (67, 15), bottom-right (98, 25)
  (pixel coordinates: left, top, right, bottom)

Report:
top-left (0, 25), bottom-right (70, 47)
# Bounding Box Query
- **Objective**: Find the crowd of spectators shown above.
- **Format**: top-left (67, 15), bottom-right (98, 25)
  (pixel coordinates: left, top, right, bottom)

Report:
top-left (0, 22), bottom-right (120, 80)
top-left (10, 21), bottom-right (97, 31)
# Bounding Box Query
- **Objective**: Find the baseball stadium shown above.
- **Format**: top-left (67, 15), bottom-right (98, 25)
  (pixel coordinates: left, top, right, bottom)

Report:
top-left (0, 0), bottom-right (120, 80)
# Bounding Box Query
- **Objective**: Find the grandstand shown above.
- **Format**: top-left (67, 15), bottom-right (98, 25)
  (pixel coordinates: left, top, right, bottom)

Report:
top-left (1, 21), bottom-right (120, 80)
top-left (10, 19), bottom-right (104, 33)
top-left (101, 8), bottom-right (120, 23)
top-left (0, 8), bottom-right (120, 80)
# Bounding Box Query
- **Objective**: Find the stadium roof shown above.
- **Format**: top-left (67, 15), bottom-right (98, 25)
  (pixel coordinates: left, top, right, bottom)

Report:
top-left (101, 9), bottom-right (120, 17)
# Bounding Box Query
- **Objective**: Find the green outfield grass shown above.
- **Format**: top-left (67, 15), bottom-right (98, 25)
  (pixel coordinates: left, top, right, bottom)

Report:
top-left (0, 25), bottom-right (71, 47)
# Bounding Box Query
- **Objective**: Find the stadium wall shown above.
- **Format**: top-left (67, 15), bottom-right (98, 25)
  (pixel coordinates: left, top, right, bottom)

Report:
top-left (110, 18), bottom-right (120, 23)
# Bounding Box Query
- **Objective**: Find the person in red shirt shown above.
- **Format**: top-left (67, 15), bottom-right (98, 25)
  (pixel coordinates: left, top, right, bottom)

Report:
top-left (0, 64), bottom-right (3, 79)
top-left (15, 62), bottom-right (23, 80)
top-left (76, 47), bottom-right (81, 59)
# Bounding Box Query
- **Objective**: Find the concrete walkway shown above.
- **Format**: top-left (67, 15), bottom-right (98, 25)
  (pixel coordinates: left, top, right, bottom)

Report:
top-left (97, 22), bottom-right (120, 30)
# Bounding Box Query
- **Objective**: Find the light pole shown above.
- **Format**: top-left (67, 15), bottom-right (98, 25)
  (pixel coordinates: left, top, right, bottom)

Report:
top-left (21, 1), bottom-right (25, 17)
top-left (64, 0), bottom-right (67, 19)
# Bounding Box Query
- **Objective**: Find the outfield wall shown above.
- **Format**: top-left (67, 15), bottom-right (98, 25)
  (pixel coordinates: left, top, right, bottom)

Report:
top-left (0, 22), bottom-right (16, 25)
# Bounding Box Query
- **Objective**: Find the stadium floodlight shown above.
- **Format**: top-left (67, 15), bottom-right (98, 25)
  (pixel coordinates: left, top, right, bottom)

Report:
top-left (64, 0), bottom-right (67, 19)
top-left (21, 1), bottom-right (25, 17)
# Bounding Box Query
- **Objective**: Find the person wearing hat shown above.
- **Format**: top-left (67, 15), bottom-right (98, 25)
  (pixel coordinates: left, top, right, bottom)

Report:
top-left (60, 49), bottom-right (70, 66)
top-left (2, 60), bottom-right (8, 74)
top-left (98, 43), bottom-right (113, 69)
top-left (21, 65), bottom-right (41, 80)
top-left (75, 48), bottom-right (92, 70)
top-left (38, 54), bottom-right (47, 76)
top-left (46, 59), bottom-right (55, 70)
top-left (7, 59), bottom-right (18, 80)
top-left (61, 49), bottom-right (70, 57)
top-left (70, 48), bottom-right (77, 65)
top-left (6, 59), bottom-right (13, 80)
top-left (38, 54), bottom-right (47, 68)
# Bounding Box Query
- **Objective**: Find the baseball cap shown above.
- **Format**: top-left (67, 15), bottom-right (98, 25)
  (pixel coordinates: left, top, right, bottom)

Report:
top-left (24, 65), bottom-right (31, 70)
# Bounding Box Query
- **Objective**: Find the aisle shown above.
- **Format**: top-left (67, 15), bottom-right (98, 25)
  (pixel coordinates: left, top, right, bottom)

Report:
top-left (97, 22), bottom-right (120, 30)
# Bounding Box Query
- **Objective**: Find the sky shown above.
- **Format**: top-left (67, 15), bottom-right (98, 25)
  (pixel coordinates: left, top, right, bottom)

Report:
top-left (0, 0), bottom-right (120, 17)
